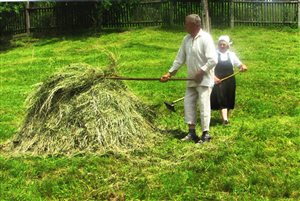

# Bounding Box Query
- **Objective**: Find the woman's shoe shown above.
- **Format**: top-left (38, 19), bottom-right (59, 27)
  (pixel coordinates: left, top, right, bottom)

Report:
top-left (223, 120), bottom-right (229, 126)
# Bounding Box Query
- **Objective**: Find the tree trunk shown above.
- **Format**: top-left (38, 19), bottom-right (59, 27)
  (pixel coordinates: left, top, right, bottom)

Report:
top-left (230, 0), bottom-right (234, 28)
top-left (202, 0), bottom-right (210, 32)
top-left (25, 2), bottom-right (30, 34)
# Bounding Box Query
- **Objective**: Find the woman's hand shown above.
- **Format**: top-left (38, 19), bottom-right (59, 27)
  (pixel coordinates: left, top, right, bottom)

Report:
top-left (239, 64), bottom-right (247, 72)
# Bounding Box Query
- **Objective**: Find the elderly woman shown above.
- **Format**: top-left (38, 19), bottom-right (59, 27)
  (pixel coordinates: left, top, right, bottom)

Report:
top-left (211, 35), bottom-right (247, 125)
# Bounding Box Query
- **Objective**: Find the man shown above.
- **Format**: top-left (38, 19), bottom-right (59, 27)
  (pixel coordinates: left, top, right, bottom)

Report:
top-left (160, 14), bottom-right (217, 143)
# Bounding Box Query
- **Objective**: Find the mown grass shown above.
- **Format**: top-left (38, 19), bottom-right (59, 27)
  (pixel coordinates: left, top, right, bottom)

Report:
top-left (0, 26), bottom-right (299, 200)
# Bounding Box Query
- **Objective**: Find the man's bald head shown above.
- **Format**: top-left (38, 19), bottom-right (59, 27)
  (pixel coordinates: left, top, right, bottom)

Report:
top-left (185, 14), bottom-right (201, 28)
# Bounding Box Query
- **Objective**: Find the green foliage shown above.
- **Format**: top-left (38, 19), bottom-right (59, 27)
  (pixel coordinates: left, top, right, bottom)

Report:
top-left (0, 27), bottom-right (299, 200)
top-left (99, 0), bottom-right (142, 9)
top-left (0, 3), bottom-right (24, 14)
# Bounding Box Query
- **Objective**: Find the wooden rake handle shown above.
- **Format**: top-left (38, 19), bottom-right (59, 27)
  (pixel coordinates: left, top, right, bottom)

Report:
top-left (103, 77), bottom-right (194, 81)
top-left (172, 97), bottom-right (185, 104)
top-left (101, 71), bottom-right (240, 82)
top-left (220, 71), bottom-right (240, 82)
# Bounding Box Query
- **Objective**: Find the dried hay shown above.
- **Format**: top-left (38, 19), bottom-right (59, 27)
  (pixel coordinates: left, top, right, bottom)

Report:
top-left (7, 63), bottom-right (159, 156)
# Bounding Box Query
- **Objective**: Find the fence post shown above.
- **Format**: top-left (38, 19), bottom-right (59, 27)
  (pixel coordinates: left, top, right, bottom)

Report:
top-left (25, 2), bottom-right (30, 34)
top-left (298, 0), bottom-right (300, 28)
top-left (202, 0), bottom-right (210, 32)
top-left (230, 0), bottom-right (234, 28)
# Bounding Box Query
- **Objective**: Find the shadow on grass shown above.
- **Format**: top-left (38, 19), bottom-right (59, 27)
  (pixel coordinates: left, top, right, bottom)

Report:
top-left (159, 129), bottom-right (187, 140)
top-left (211, 117), bottom-right (221, 127)
top-left (0, 26), bottom-right (186, 53)
top-left (0, 27), bottom-right (133, 53)
top-left (0, 35), bottom-right (14, 52)
top-left (123, 41), bottom-right (176, 52)
top-left (31, 27), bottom-right (135, 42)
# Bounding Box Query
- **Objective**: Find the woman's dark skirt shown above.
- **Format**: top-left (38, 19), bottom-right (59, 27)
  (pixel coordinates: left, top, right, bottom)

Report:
top-left (211, 77), bottom-right (236, 110)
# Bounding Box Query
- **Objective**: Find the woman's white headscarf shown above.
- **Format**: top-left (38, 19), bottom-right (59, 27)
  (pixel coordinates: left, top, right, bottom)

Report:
top-left (218, 35), bottom-right (232, 47)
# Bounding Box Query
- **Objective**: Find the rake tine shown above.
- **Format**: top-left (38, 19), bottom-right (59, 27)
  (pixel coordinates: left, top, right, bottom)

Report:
top-left (164, 101), bottom-right (176, 112)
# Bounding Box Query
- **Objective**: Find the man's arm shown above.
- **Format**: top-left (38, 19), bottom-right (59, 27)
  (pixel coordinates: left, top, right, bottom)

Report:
top-left (231, 52), bottom-right (247, 72)
top-left (160, 70), bottom-right (177, 82)
top-left (168, 36), bottom-right (187, 74)
top-left (161, 37), bottom-right (187, 82)
top-left (201, 34), bottom-right (218, 73)
top-left (195, 34), bottom-right (217, 83)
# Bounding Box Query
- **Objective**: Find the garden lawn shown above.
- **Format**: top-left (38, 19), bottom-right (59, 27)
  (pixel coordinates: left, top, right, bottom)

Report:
top-left (0, 27), bottom-right (299, 200)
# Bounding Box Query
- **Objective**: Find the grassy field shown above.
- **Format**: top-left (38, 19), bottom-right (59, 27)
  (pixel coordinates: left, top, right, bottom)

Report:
top-left (0, 26), bottom-right (299, 200)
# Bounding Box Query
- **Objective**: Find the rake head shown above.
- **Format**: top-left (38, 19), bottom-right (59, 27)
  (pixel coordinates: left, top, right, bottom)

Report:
top-left (164, 101), bottom-right (175, 112)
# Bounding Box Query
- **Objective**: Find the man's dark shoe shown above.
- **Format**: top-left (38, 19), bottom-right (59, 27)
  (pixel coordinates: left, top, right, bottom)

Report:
top-left (181, 133), bottom-right (200, 143)
top-left (196, 131), bottom-right (211, 144)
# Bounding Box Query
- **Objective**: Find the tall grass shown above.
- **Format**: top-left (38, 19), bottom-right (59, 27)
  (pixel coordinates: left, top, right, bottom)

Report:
top-left (0, 27), bottom-right (299, 200)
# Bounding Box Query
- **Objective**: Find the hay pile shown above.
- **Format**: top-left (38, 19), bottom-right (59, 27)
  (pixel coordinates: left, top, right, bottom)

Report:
top-left (10, 63), bottom-right (158, 155)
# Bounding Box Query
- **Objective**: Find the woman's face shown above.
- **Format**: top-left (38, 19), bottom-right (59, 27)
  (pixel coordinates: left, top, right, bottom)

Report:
top-left (218, 41), bottom-right (229, 53)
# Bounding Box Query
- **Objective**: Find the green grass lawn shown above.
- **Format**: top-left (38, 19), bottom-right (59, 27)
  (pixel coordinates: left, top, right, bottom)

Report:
top-left (0, 26), bottom-right (299, 200)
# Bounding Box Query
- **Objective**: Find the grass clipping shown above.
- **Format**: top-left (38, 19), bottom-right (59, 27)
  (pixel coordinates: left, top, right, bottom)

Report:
top-left (11, 63), bottom-right (158, 155)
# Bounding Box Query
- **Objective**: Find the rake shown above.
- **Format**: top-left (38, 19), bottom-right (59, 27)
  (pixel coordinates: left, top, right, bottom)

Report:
top-left (100, 76), bottom-right (194, 81)
top-left (164, 71), bottom-right (240, 112)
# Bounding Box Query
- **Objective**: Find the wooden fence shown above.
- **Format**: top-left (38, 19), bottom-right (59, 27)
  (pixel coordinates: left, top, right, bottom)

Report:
top-left (0, 0), bottom-right (299, 35)
top-left (28, 5), bottom-right (95, 31)
top-left (0, 9), bottom-right (26, 35)
top-left (102, 0), bottom-right (300, 28)
top-left (0, 2), bottom-right (97, 35)
top-left (102, 1), bottom-right (171, 28)
top-left (101, 1), bottom-right (204, 28)
top-left (233, 1), bottom-right (299, 27)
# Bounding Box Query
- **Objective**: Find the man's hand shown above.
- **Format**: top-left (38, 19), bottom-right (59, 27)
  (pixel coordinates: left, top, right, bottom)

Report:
top-left (239, 64), bottom-right (247, 72)
top-left (214, 76), bottom-right (221, 85)
top-left (194, 69), bottom-right (205, 83)
top-left (160, 72), bottom-right (171, 82)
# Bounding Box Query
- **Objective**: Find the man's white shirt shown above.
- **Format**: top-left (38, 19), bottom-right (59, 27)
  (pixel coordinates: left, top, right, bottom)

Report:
top-left (169, 29), bottom-right (218, 87)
